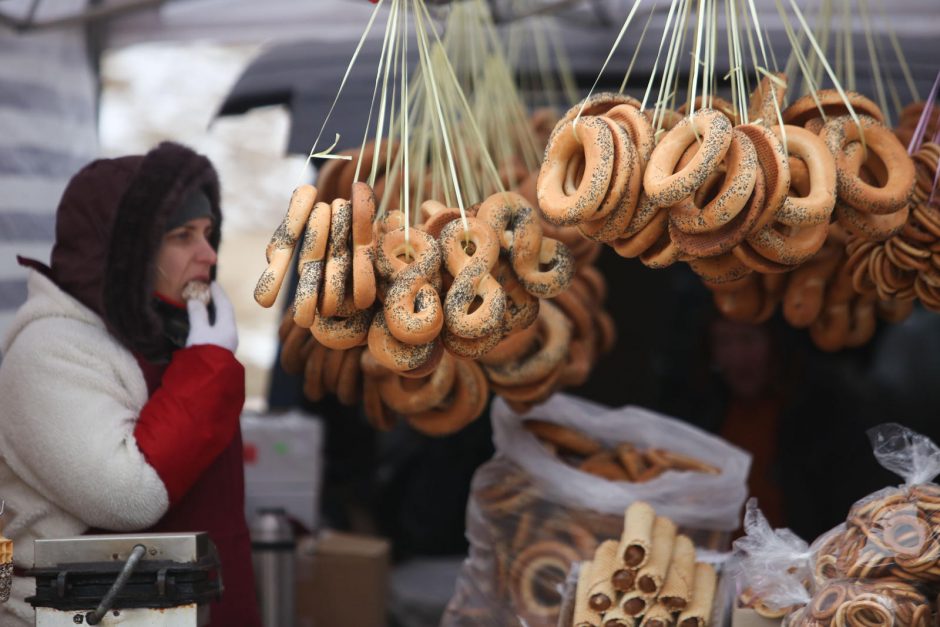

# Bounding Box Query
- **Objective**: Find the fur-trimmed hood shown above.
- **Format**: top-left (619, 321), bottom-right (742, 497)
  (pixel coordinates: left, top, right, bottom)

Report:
top-left (41, 141), bottom-right (222, 359)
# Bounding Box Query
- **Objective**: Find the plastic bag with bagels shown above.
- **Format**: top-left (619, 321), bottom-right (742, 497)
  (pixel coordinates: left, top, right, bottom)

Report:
top-left (730, 424), bottom-right (940, 627)
top-left (442, 393), bottom-right (751, 627)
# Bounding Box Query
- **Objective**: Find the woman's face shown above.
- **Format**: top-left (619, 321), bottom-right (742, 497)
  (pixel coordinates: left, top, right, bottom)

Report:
top-left (153, 217), bottom-right (217, 302)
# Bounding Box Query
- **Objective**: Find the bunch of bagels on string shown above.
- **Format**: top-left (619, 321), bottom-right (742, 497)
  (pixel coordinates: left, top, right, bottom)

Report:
top-left (534, 73), bottom-right (939, 351)
top-left (256, 128), bottom-right (616, 435)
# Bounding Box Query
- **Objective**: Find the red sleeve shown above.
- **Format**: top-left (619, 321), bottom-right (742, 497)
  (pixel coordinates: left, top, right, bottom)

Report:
top-left (134, 345), bottom-right (245, 504)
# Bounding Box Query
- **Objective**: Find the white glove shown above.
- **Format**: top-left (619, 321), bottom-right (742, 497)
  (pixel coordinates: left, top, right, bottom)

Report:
top-left (186, 282), bottom-right (238, 353)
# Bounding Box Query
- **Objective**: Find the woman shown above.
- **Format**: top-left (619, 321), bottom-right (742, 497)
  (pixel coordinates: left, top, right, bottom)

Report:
top-left (0, 142), bottom-right (261, 625)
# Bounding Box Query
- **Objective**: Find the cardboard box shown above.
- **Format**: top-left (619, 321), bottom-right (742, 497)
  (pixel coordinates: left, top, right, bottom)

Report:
top-left (731, 604), bottom-right (784, 627)
top-left (295, 531), bottom-right (390, 627)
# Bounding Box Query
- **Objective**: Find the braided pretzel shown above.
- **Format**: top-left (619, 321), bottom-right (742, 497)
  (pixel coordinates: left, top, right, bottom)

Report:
top-left (490, 259), bottom-right (539, 336)
top-left (376, 227), bottom-right (444, 345)
top-left (321, 198), bottom-right (352, 317)
top-left (644, 108), bottom-right (733, 208)
top-left (377, 351), bottom-right (457, 414)
top-left (255, 184), bottom-right (317, 307)
top-left (312, 297), bottom-right (372, 350)
top-left (538, 115), bottom-right (616, 225)
top-left (367, 309), bottom-right (439, 373)
top-left (351, 182), bottom-right (377, 310)
top-left (783, 90), bottom-right (885, 128)
top-left (440, 217), bottom-right (507, 341)
top-left (420, 199), bottom-right (463, 238)
top-left (478, 192), bottom-right (575, 298)
top-left (293, 200), bottom-right (332, 327)
top-left (822, 115), bottom-right (915, 216)
top-left (774, 125), bottom-right (837, 227)
top-left (407, 359), bottom-right (489, 436)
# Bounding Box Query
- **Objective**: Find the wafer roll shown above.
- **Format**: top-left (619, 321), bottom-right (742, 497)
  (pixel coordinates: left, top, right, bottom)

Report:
top-left (619, 501), bottom-right (656, 568)
top-left (603, 605), bottom-right (638, 627)
top-left (637, 516), bottom-right (677, 595)
top-left (659, 535), bottom-right (696, 610)
top-left (641, 602), bottom-right (677, 627)
top-left (621, 589), bottom-right (649, 616)
top-left (588, 540), bottom-right (620, 613)
top-left (678, 563), bottom-right (717, 627)
top-left (574, 561), bottom-right (599, 627)
top-left (612, 564), bottom-right (637, 592)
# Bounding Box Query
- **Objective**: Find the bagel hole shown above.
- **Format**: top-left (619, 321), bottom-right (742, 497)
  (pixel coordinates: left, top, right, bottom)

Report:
top-left (468, 294), bottom-right (484, 314)
top-left (861, 148), bottom-right (889, 186)
top-left (788, 157), bottom-right (811, 197)
top-left (461, 239), bottom-right (477, 256)
top-left (532, 565), bottom-right (565, 607)
top-left (564, 154), bottom-right (586, 195)
top-left (694, 168), bottom-right (727, 206)
top-left (538, 259), bottom-right (556, 272)
top-left (395, 244), bottom-right (416, 264)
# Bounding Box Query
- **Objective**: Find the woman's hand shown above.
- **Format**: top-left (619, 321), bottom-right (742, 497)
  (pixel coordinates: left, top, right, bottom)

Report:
top-left (186, 282), bottom-right (238, 352)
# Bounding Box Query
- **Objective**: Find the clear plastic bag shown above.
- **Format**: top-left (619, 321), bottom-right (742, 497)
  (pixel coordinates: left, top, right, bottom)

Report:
top-left (442, 394), bottom-right (751, 627)
top-left (810, 424), bottom-right (940, 587)
top-left (730, 499), bottom-right (812, 619)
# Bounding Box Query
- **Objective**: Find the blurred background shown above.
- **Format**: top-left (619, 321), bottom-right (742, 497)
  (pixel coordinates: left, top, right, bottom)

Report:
top-left (2, 1), bottom-right (939, 624)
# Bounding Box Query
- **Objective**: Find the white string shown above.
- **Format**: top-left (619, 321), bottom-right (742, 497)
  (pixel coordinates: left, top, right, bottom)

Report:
top-left (574, 0), bottom-right (644, 131)
top-left (297, 0), bottom-right (385, 188)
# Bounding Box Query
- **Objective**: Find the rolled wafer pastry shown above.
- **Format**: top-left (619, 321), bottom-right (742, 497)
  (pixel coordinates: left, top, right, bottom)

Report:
top-left (587, 540), bottom-right (621, 613)
top-left (677, 563), bottom-right (717, 627)
top-left (621, 588), bottom-right (649, 616)
top-left (659, 535), bottom-right (696, 610)
top-left (641, 603), bottom-right (677, 627)
top-left (574, 561), bottom-right (599, 627)
top-left (636, 516), bottom-right (678, 596)
top-left (619, 501), bottom-right (656, 568)
top-left (603, 605), bottom-right (637, 627)
top-left (255, 184), bottom-right (317, 307)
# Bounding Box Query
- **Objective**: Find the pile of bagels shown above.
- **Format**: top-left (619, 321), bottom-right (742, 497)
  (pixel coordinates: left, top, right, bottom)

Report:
top-left (258, 156), bottom-right (616, 434)
top-left (536, 73), bottom-right (939, 351)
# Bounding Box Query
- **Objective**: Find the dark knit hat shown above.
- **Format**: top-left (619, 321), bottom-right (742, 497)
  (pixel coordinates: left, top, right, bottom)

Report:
top-left (165, 187), bottom-right (214, 232)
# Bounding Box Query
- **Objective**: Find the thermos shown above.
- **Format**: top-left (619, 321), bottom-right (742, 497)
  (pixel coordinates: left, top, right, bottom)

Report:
top-left (250, 507), bottom-right (296, 627)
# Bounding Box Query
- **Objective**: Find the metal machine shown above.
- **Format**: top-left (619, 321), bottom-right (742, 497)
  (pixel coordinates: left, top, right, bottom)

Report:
top-left (26, 532), bottom-right (221, 626)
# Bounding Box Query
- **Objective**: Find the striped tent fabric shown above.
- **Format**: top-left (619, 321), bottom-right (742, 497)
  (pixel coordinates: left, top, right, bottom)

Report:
top-left (0, 2), bottom-right (98, 344)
